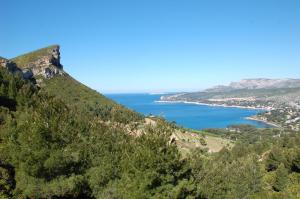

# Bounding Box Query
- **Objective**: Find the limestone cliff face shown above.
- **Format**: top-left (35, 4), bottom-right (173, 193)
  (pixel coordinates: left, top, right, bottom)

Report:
top-left (10, 45), bottom-right (66, 79)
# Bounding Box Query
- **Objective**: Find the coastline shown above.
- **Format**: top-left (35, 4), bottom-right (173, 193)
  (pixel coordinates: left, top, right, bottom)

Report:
top-left (245, 116), bottom-right (281, 128)
top-left (155, 100), bottom-right (272, 111)
top-left (156, 100), bottom-right (280, 128)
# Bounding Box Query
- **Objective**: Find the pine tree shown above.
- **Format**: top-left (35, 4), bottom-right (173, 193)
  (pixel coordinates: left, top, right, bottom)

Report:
top-left (8, 78), bottom-right (16, 99)
top-left (0, 83), bottom-right (6, 96)
top-left (273, 163), bottom-right (288, 192)
top-left (266, 147), bottom-right (284, 171)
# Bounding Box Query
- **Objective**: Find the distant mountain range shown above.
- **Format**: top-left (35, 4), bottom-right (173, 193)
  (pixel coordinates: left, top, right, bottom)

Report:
top-left (205, 78), bottom-right (300, 92)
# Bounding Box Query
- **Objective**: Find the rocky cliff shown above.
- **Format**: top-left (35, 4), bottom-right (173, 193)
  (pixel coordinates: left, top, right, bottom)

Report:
top-left (5, 45), bottom-right (66, 79)
top-left (0, 57), bottom-right (21, 73)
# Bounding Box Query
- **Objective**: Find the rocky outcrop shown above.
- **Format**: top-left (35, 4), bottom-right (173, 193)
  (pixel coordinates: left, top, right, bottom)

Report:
top-left (28, 47), bottom-right (63, 78)
top-left (1, 45), bottom-right (67, 80)
top-left (0, 57), bottom-right (33, 79)
top-left (0, 57), bottom-right (21, 73)
top-left (31, 64), bottom-right (64, 79)
top-left (10, 45), bottom-right (66, 79)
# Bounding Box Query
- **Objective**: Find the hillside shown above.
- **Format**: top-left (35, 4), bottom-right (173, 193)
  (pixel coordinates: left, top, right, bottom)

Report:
top-left (1, 46), bottom-right (300, 198)
top-left (0, 46), bottom-right (198, 198)
top-left (43, 75), bottom-right (144, 124)
top-left (9, 46), bottom-right (229, 150)
top-left (7, 45), bottom-right (143, 124)
top-left (8, 45), bottom-right (223, 147)
top-left (161, 80), bottom-right (300, 130)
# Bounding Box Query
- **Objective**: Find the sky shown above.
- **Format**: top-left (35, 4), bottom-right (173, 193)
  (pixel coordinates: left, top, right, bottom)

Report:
top-left (1, 0), bottom-right (300, 93)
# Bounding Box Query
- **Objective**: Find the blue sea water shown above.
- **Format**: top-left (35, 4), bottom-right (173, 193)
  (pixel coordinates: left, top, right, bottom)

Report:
top-left (105, 93), bottom-right (270, 130)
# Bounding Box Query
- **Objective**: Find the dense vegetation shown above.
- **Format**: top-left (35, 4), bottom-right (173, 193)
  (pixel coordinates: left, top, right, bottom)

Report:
top-left (0, 68), bottom-right (190, 198)
top-left (42, 75), bottom-right (143, 124)
top-left (1, 68), bottom-right (300, 198)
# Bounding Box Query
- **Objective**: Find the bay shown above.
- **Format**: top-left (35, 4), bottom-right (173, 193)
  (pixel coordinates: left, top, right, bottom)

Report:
top-left (106, 93), bottom-right (270, 130)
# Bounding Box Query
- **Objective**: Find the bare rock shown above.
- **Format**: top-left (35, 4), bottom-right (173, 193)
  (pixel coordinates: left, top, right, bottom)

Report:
top-left (0, 57), bottom-right (20, 73)
top-left (11, 45), bottom-right (66, 79)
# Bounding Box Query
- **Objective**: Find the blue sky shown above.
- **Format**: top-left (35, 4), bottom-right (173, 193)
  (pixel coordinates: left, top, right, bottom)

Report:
top-left (1, 0), bottom-right (300, 93)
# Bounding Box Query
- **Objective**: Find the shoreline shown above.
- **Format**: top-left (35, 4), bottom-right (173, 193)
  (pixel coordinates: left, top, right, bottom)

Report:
top-left (156, 100), bottom-right (280, 128)
top-left (245, 116), bottom-right (281, 128)
top-left (155, 100), bottom-right (272, 111)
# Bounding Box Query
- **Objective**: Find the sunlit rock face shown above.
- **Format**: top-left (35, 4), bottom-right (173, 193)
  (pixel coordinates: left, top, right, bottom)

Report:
top-left (6, 45), bottom-right (66, 79)
top-left (19, 45), bottom-right (65, 78)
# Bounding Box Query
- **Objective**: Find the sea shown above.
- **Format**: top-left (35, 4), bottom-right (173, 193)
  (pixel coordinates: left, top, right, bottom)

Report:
top-left (105, 93), bottom-right (270, 130)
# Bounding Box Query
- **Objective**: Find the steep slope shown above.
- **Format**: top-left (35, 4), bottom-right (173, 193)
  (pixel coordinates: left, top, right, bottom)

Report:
top-left (1, 46), bottom-right (300, 198)
top-left (9, 45), bottom-right (143, 124)
top-left (42, 75), bottom-right (143, 123)
top-left (4, 45), bottom-right (220, 150)
top-left (0, 45), bottom-right (229, 198)
top-left (0, 67), bottom-right (188, 198)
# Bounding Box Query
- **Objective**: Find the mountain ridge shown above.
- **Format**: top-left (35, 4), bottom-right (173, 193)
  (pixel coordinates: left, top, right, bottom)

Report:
top-left (1, 45), bottom-right (66, 80)
top-left (161, 78), bottom-right (300, 130)
top-left (205, 78), bottom-right (300, 92)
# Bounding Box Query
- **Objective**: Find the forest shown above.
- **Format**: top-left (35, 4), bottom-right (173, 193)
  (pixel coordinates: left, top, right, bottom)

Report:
top-left (0, 67), bottom-right (300, 199)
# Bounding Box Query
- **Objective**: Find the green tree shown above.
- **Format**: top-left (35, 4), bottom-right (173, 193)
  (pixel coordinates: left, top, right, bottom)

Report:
top-left (291, 149), bottom-right (300, 172)
top-left (7, 78), bottom-right (16, 99)
top-left (266, 147), bottom-right (285, 171)
top-left (0, 83), bottom-right (6, 96)
top-left (273, 163), bottom-right (288, 192)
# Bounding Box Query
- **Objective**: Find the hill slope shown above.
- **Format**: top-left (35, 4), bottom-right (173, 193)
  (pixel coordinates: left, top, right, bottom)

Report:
top-left (42, 75), bottom-right (143, 123)
top-left (0, 46), bottom-right (194, 198)
top-left (1, 45), bottom-right (300, 198)
top-left (8, 45), bottom-right (143, 124)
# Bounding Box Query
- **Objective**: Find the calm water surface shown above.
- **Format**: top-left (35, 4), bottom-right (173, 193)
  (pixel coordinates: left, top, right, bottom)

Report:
top-left (106, 93), bottom-right (269, 130)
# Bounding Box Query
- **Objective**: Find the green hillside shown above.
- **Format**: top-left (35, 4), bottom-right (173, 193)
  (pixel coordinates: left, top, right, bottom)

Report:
top-left (42, 75), bottom-right (143, 124)
top-left (1, 46), bottom-right (300, 198)
top-left (0, 67), bottom-right (189, 198)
